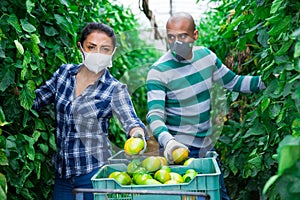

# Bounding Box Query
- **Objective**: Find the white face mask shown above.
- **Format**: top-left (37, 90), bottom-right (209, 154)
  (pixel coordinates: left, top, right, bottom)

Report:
top-left (80, 46), bottom-right (115, 74)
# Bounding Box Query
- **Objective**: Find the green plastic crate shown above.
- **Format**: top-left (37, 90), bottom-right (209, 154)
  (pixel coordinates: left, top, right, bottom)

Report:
top-left (108, 150), bottom-right (147, 165)
top-left (92, 157), bottom-right (221, 200)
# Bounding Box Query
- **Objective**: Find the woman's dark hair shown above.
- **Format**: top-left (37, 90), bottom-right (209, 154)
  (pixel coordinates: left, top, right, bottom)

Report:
top-left (79, 22), bottom-right (116, 48)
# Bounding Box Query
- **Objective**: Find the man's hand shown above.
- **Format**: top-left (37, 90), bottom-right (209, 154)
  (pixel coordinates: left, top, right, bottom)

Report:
top-left (131, 129), bottom-right (147, 155)
top-left (164, 139), bottom-right (188, 164)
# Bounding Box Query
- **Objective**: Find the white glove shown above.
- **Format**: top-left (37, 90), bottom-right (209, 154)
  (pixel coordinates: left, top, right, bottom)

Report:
top-left (259, 80), bottom-right (266, 90)
top-left (131, 130), bottom-right (147, 155)
top-left (164, 139), bottom-right (188, 164)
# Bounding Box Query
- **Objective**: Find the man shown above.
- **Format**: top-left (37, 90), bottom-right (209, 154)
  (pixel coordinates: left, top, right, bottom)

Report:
top-left (146, 12), bottom-right (265, 200)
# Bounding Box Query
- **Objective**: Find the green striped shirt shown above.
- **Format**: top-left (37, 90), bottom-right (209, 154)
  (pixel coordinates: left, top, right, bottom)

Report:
top-left (146, 46), bottom-right (265, 148)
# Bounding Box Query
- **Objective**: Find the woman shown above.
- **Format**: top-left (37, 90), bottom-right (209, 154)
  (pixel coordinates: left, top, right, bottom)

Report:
top-left (33, 22), bottom-right (147, 200)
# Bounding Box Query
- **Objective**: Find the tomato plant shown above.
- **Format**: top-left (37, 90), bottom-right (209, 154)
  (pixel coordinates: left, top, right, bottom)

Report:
top-left (263, 135), bottom-right (300, 199)
top-left (196, 0), bottom-right (300, 199)
top-left (0, 0), bottom-right (161, 199)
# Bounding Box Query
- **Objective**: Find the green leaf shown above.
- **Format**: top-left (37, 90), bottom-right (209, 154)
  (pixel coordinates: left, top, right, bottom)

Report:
top-left (268, 16), bottom-right (291, 36)
top-left (0, 135), bottom-right (5, 148)
top-left (56, 51), bottom-right (67, 63)
top-left (0, 65), bottom-right (15, 92)
top-left (40, 132), bottom-right (48, 141)
top-left (54, 14), bottom-right (75, 36)
top-left (0, 173), bottom-right (7, 200)
top-left (257, 29), bottom-right (269, 47)
top-left (288, 74), bottom-right (300, 84)
top-left (23, 50), bottom-right (31, 66)
top-left (0, 151), bottom-right (8, 166)
top-left (277, 135), bottom-right (300, 174)
top-left (294, 40), bottom-right (300, 58)
top-left (274, 55), bottom-right (290, 64)
top-left (35, 153), bottom-right (45, 162)
top-left (262, 60), bottom-right (275, 72)
top-left (38, 143), bottom-right (48, 154)
top-left (7, 14), bottom-right (22, 33)
top-left (6, 135), bottom-right (16, 150)
top-left (229, 156), bottom-right (238, 175)
top-left (266, 13), bottom-right (284, 24)
top-left (242, 166), bottom-right (252, 178)
top-left (59, 0), bottom-right (70, 7)
top-left (261, 97), bottom-right (270, 113)
top-left (32, 130), bottom-right (41, 142)
top-left (276, 109), bottom-right (284, 123)
top-left (263, 174), bottom-right (280, 195)
top-left (270, 0), bottom-right (284, 14)
top-left (31, 43), bottom-right (40, 58)
top-left (35, 119), bottom-right (46, 131)
top-left (0, 48), bottom-right (5, 59)
top-left (292, 118), bottom-right (300, 137)
top-left (22, 110), bottom-right (29, 128)
top-left (0, 106), bottom-right (11, 127)
top-left (248, 155), bottom-right (262, 168)
top-left (34, 159), bottom-right (41, 179)
top-left (291, 28), bottom-right (300, 38)
top-left (289, 175), bottom-right (300, 193)
top-left (246, 22), bottom-right (263, 33)
top-left (49, 133), bottom-right (57, 151)
top-left (274, 40), bottom-right (294, 56)
top-left (19, 80), bottom-right (36, 110)
top-left (30, 34), bottom-right (40, 44)
top-left (14, 40), bottom-right (24, 55)
top-left (24, 180), bottom-right (34, 188)
top-left (30, 34), bottom-right (41, 57)
top-left (243, 121), bottom-right (265, 138)
top-left (16, 187), bottom-right (32, 199)
top-left (44, 26), bottom-right (59, 36)
top-left (20, 67), bottom-right (28, 81)
top-left (26, 0), bottom-right (35, 14)
top-left (30, 109), bottom-right (39, 118)
top-left (20, 19), bottom-right (36, 33)
top-left (23, 135), bottom-right (35, 161)
top-left (269, 103), bottom-right (281, 119)
top-left (15, 162), bottom-right (34, 188)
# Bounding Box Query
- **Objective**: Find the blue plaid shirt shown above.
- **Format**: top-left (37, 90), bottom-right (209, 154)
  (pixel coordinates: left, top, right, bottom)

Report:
top-left (33, 63), bottom-right (146, 178)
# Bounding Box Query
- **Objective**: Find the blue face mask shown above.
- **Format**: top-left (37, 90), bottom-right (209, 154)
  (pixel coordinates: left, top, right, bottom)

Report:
top-left (169, 40), bottom-right (194, 61)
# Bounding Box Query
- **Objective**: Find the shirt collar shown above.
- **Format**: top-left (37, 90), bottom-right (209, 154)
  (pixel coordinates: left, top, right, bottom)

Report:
top-left (69, 64), bottom-right (112, 84)
top-left (99, 69), bottom-right (109, 83)
top-left (168, 49), bottom-right (194, 63)
top-left (69, 64), bottom-right (82, 75)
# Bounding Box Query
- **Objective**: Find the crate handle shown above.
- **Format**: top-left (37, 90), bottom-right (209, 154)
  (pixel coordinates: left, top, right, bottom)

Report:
top-left (73, 188), bottom-right (210, 200)
top-left (205, 151), bottom-right (218, 159)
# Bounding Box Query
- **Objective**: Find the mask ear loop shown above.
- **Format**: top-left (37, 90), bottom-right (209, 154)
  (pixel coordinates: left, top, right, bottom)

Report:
top-left (107, 47), bottom-right (117, 68)
top-left (79, 43), bottom-right (86, 60)
top-left (111, 47), bottom-right (117, 56)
